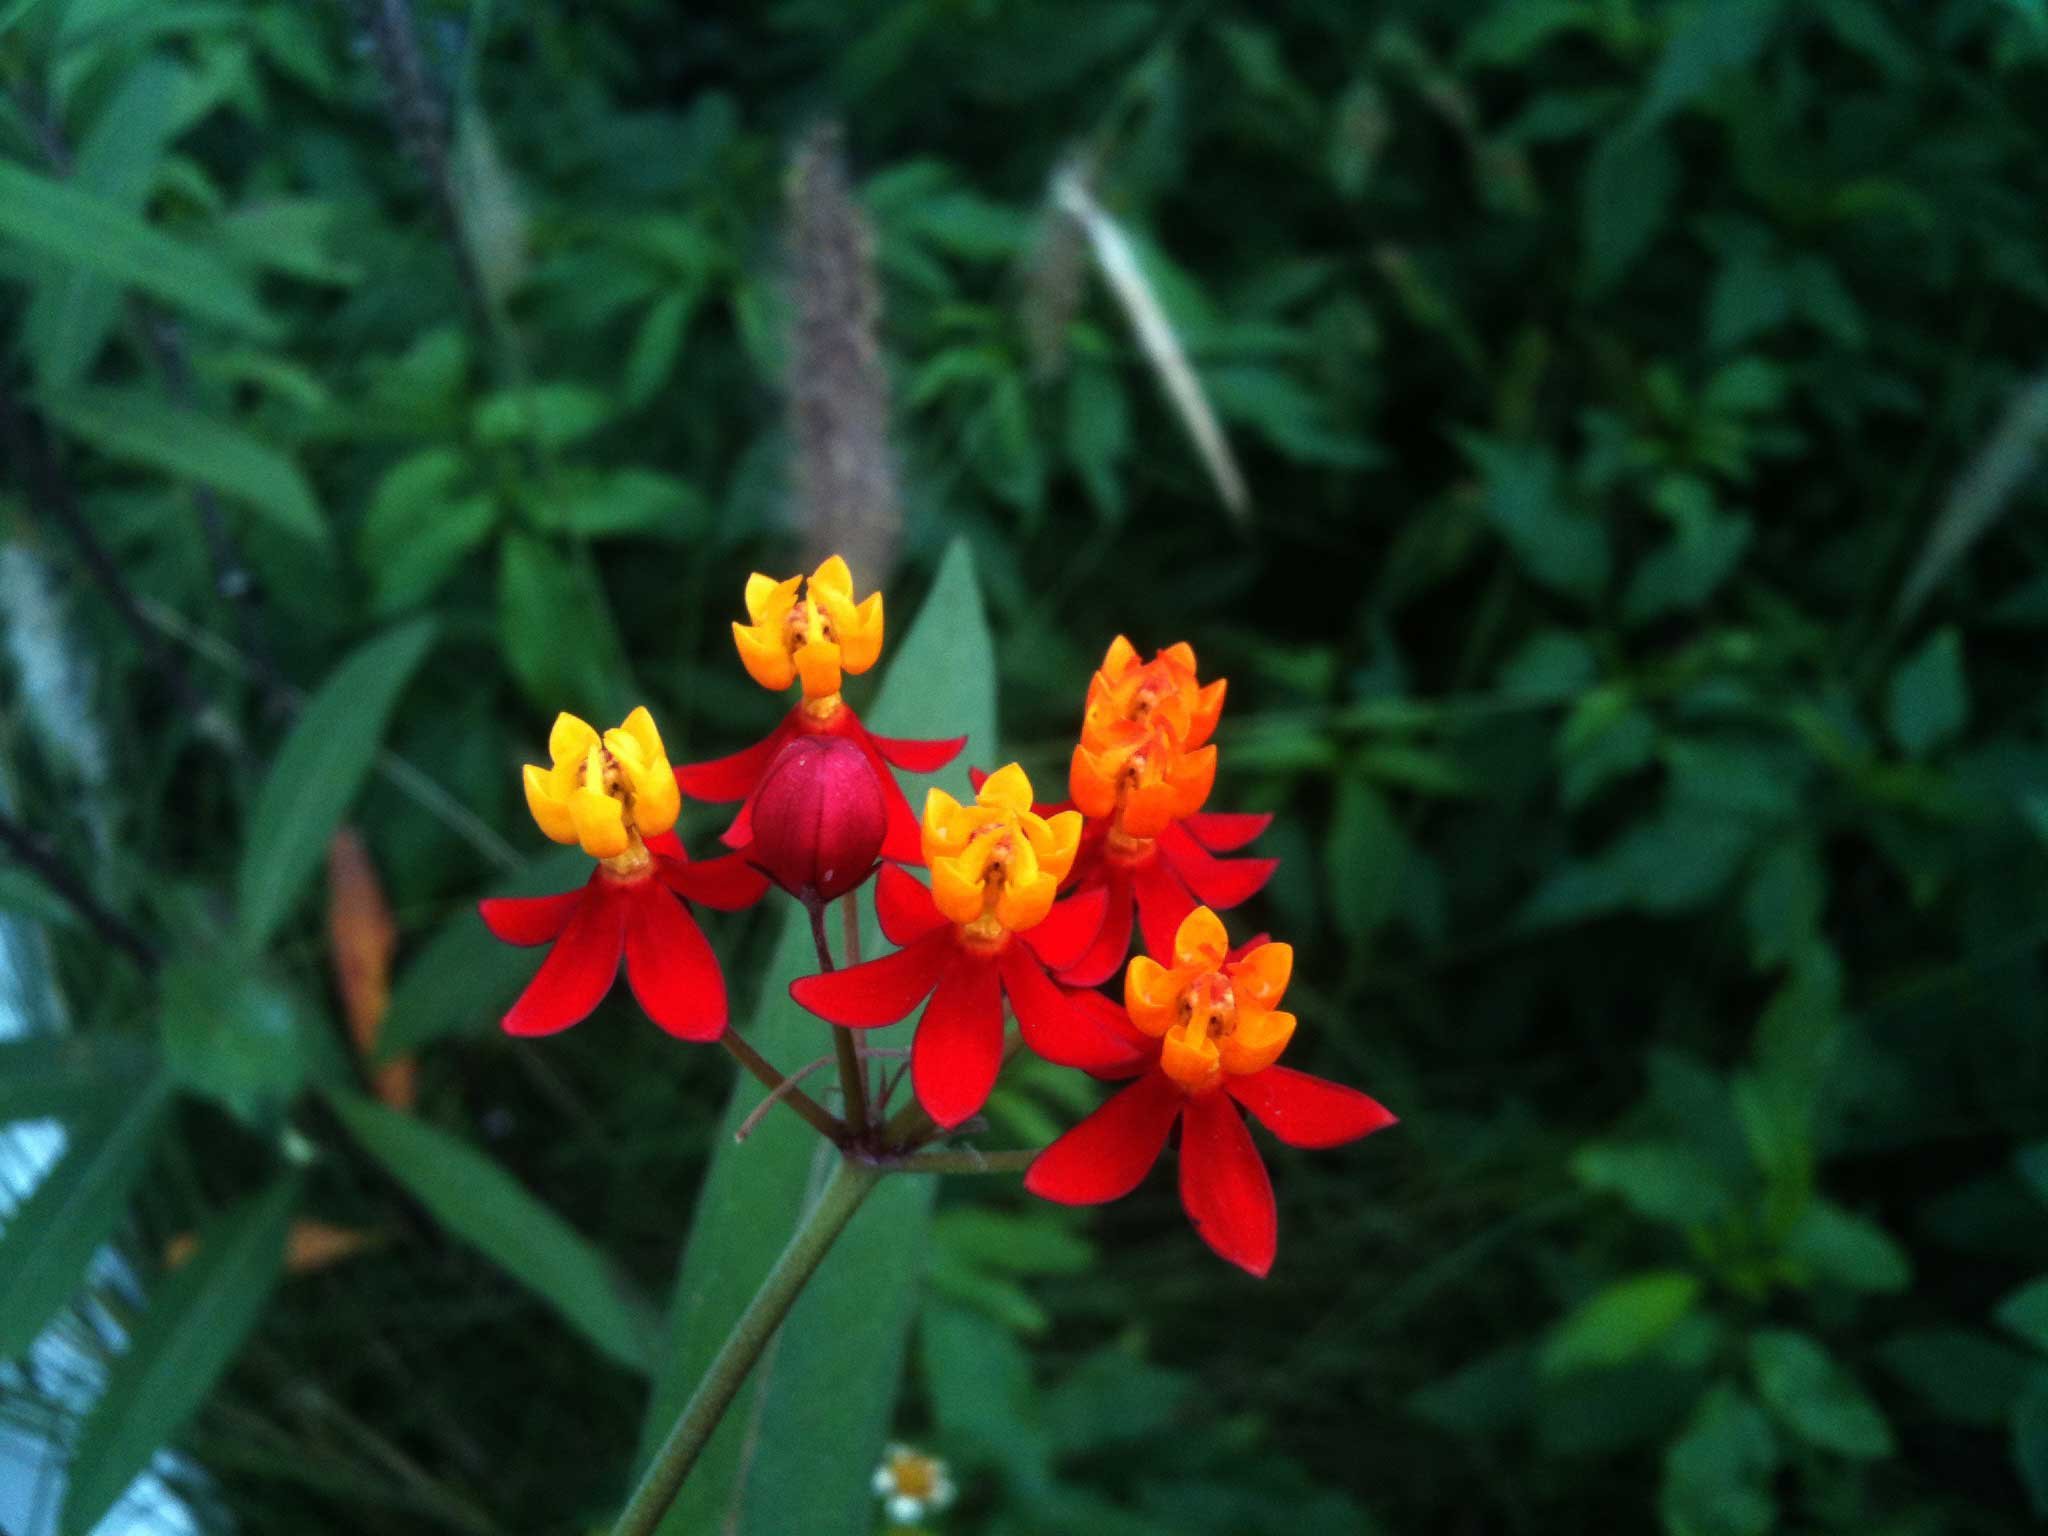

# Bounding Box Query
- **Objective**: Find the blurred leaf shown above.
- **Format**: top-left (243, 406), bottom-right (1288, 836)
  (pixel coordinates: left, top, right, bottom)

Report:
top-left (237, 619), bottom-right (437, 951)
top-left (0, 1079), bottom-right (170, 1361)
top-left (358, 449), bottom-right (495, 615)
top-left (1783, 1200), bottom-right (1910, 1293)
top-left (1897, 372), bottom-right (2048, 620)
top-left (327, 1093), bottom-right (655, 1371)
top-left (1042, 1350), bottom-right (1189, 1455)
top-left (497, 534), bottom-right (621, 709)
top-left (2015, 1370), bottom-right (2048, 1518)
top-left (0, 1034), bottom-right (155, 1125)
top-left (1410, 1344), bottom-right (1535, 1435)
top-left (1749, 1329), bottom-right (1894, 1458)
top-left (62, 1178), bottom-right (299, 1535)
top-left (642, 541), bottom-right (996, 1536)
top-left (1498, 630), bottom-right (1596, 702)
top-left (623, 289), bottom-right (696, 408)
top-left (1638, 0), bottom-right (1780, 127)
top-left (1887, 628), bottom-right (1968, 758)
top-left (1543, 1270), bottom-right (1701, 1374)
top-left (1462, 437), bottom-right (1610, 597)
top-left (159, 958), bottom-right (312, 1127)
top-left (1878, 1327), bottom-right (2031, 1426)
top-left (1573, 1142), bottom-right (1736, 1228)
top-left (377, 845), bottom-right (591, 1060)
top-left (1584, 129), bottom-right (1678, 292)
top-left (43, 387), bottom-right (326, 546)
top-left (327, 828), bottom-right (413, 1111)
top-left (0, 158), bottom-right (272, 335)
top-left (921, 1302), bottom-right (1050, 1482)
top-left (1328, 775), bottom-right (1406, 942)
top-left (1997, 1276), bottom-right (2048, 1353)
top-left (474, 384), bottom-right (612, 449)
top-left (1623, 515), bottom-right (1752, 624)
top-left (1659, 1384), bottom-right (1777, 1536)
top-left (930, 1208), bottom-right (1091, 1276)
top-left (533, 468), bottom-right (708, 541)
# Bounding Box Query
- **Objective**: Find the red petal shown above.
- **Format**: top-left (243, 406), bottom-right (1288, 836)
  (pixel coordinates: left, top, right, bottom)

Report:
top-left (868, 731), bottom-right (966, 773)
top-left (1054, 870), bottom-right (1135, 988)
top-left (911, 953), bottom-right (1005, 1128)
top-left (1178, 1090), bottom-right (1277, 1277)
top-left (1227, 1066), bottom-right (1397, 1148)
top-left (675, 726), bottom-right (789, 803)
top-left (1133, 856), bottom-right (1197, 962)
top-left (479, 887), bottom-right (585, 946)
top-left (1161, 823), bottom-right (1277, 910)
top-left (1023, 1070), bottom-right (1183, 1205)
top-left (502, 886), bottom-right (625, 1036)
top-left (1022, 884), bottom-right (1108, 973)
top-left (1183, 812), bottom-right (1272, 853)
top-left (623, 884), bottom-right (727, 1041)
top-left (999, 945), bottom-right (1145, 1073)
top-left (875, 863), bottom-right (948, 947)
top-left (1068, 989), bottom-right (1155, 1073)
top-left (854, 736), bottom-right (927, 864)
top-left (660, 850), bottom-right (770, 911)
top-left (790, 930), bottom-right (951, 1028)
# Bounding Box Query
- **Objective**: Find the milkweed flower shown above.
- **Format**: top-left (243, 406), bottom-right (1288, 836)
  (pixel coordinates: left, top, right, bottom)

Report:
top-left (747, 736), bottom-right (887, 904)
top-left (675, 556), bottom-right (963, 864)
top-left (1030, 637), bottom-right (1276, 985)
top-left (791, 764), bottom-right (1141, 1128)
top-left (1025, 906), bottom-right (1394, 1276)
top-left (481, 708), bottom-right (767, 1040)
top-left (872, 1444), bottom-right (955, 1527)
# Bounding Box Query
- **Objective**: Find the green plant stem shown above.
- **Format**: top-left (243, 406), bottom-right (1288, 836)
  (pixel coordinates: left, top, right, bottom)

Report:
top-left (610, 1157), bottom-right (881, 1536)
top-left (719, 1033), bottom-right (843, 1143)
top-left (893, 1148), bottom-right (1037, 1174)
top-left (807, 897), bottom-right (870, 1140)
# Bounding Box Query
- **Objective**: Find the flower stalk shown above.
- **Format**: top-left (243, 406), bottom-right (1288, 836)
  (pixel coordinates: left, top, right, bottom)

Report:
top-left (610, 1157), bottom-right (882, 1536)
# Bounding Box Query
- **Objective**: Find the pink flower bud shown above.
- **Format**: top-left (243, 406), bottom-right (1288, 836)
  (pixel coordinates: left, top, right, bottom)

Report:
top-left (749, 736), bottom-right (887, 904)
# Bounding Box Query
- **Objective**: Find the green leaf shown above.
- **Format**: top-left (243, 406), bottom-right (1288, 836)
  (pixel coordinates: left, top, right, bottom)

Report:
top-left (327, 1093), bottom-right (655, 1371)
top-left (0, 1080), bottom-right (171, 1361)
top-left (1638, 0), bottom-right (1781, 127)
top-left (474, 384), bottom-right (613, 449)
top-left (1887, 627), bottom-right (1968, 758)
top-left (1782, 1200), bottom-right (1911, 1293)
top-left (1543, 1270), bottom-right (1701, 1374)
top-left (159, 958), bottom-right (310, 1126)
top-left (2015, 1369), bottom-right (2048, 1518)
top-left (61, 1178), bottom-right (299, 1535)
top-left (497, 534), bottom-right (624, 711)
top-left (920, 1302), bottom-right (1050, 1483)
top-left (1660, 1384), bottom-right (1777, 1536)
top-left (1749, 1329), bottom-right (1894, 1458)
top-left (1327, 775), bottom-right (1406, 942)
top-left (236, 620), bottom-right (437, 950)
top-left (1878, 1328), bottom-right (2031, 1426)
top-left (42, 387), bottom-right (326, 546)
top-left (22, 57), bottom-right (185, 391)
top-left (358, 448), bottom-right (495, 616)
top-left (641, 540), bottom-right (996, 1536)
top-left (533, 468), bottom-right (708, 542)
top-left (1573, 1142), bottom-right (1736, 1228)
top-left (1462, 437), bottom-right (1610, 598)
top-left (1997, 1276), bottom-right (2048, 1353)
top-left (1623, 515), bottom-right (1752, 625)
top-left (0, 1034), bottom-right (156, 1125)
top-left (1584, 128), bottom-right (1678, 292)
top-left (0, 158), bottom-right (272, 336)
top-left (378, 844), bottom-right (593, 1059)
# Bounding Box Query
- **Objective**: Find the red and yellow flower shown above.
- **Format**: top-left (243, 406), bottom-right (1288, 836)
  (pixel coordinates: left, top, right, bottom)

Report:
top-left (676, 556), bottom-right (963, 865)
top-left (1025, 906), bottom-right (1394, 1276)
top-left (1001, 637), bottom-right (1276, 986)
top-left (791, 764), bottom-right (1140, 1128)
top-left (481, 707), bottom-right (766, 1040)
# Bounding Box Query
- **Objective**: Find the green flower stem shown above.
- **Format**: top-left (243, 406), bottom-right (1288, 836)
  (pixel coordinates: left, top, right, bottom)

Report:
top-left (805, 898), bottom-right (871, 1140)
top-left (893, 1148), bottom-right (1037, 1174)
top-left (611, 1156), bottom-right (882, 1536)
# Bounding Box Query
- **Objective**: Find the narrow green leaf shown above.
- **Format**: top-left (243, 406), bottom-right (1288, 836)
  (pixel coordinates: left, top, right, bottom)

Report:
top-left (0, 1035), bottom-right (155, 1126)
top-left (0, 159), bottom-right (271, 335)
top-left (643, 541), bottom-right (996, 1536)
top-left (1659, 1384), bottom-right (1777, 1536)
top-left (237, 620), bottom-right (437, 950)
top-left (378, 844), bottom-right (593, 1060)
top-left (1572, 1141), bottom-right (1736, 1228)
top-left (42, 387), bottom-right (326, 545)
top-left (1887, 627), bottom-right (1968, 759)
top-left (0, 1080), bottom-right (170, 1361)
top-left (1542, 1270), bottom-right (1701, 1375)
top-left (1997, 1276), bottom-right (2048, 1353)
top-left (1583, 128), bottom-right (1678, 292)
top-left (1749, 1328), bottom-right (1894, 1458)
top-left (1783, 1200), bottom-right (1911, 1293)
top-left (327, 1093), bottom-right (655, 1371)
top-left (61, 1178), bottom-right (299, 1535)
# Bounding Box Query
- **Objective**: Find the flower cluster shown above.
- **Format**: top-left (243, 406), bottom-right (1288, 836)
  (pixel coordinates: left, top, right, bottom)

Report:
top-left (480, 556), bottom-right (1393, 1276)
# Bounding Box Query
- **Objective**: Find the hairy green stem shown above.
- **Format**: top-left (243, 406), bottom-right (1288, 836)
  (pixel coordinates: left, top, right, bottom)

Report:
top-left (807, 898), bottom-right (870, 1139)
top-left (893, 1148), bottom-right (1037, 1174)
top-left (610, 1158), bottom-right (881, 1536)
top-left (720, 1033), bottom-right (843, 1144)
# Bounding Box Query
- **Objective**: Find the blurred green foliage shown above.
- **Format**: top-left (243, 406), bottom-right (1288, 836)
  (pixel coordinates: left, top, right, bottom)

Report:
top-left (2, 0), bottom-right (2047, 1532)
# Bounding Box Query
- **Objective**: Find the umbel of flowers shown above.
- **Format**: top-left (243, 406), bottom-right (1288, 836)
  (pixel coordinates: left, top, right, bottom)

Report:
top-left (481, 555), bottom-right (1394, 1281)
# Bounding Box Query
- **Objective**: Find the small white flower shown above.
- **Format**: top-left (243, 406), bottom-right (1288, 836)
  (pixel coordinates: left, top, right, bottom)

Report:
top-left (873, 1443), bottom-right (954, 1527)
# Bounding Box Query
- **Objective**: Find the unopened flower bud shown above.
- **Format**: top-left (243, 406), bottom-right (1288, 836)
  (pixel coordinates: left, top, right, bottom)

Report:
top-left (750, 736), bottom-right (886, 903)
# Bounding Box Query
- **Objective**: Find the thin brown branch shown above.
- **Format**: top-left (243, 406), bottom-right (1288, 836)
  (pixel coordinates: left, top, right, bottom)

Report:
top-left (0, 808), bottom-right (158, 970)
